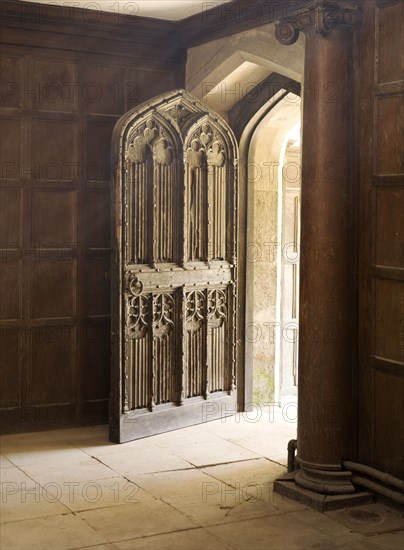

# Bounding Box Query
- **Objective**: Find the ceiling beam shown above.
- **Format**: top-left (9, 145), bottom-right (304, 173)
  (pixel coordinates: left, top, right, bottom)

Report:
top-left (180, 0), bottom-right (311, 47)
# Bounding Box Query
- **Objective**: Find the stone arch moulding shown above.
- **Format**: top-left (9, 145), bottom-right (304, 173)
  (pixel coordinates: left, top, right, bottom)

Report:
top-left (110, 89), bottom-right (240, 443)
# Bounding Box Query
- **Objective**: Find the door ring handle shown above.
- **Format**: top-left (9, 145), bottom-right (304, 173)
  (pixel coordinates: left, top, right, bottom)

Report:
top-left (129, 276), bottom-right (144, 296)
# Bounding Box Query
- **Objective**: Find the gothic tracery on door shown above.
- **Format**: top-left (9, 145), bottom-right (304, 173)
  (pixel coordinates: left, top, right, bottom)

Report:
top-left (110, 90), bottom-right (239, 443)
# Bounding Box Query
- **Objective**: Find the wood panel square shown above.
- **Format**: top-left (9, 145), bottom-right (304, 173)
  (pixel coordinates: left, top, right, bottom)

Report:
top-left (0, 260), bottom-right (21, 320)
top-left (378, 3), bottom-right (404, 84)
top-left (374, 279), bottom-right (404, 363)
top-left (375, 188), bottom-right (404, 267)
top-left (0, 118), bottom-right (23, 182)
top-left (85, 257), bottom-right (110, 317)
top-left (0, 328), bottom-right (21, 407)
top-left (0, 188), bottom-right (21, 247)
top-left (132, 69), bottom-right (173, 106)
top-left (33, 58), bottom-right (78, 112)
top-left (29, 326), bottom-right (75, 405)
top-left (31, 188), bottom-right (77, 247)
top-left (376, 96), bottom-right (404, 175)
top-left (32, 120), bottom-right (78, 182)
top-left (0, 54), bottom-right (23, 108)
top-left (85, 121), bottom-right (115, 182)
top-left (84, 189), bottom-right (110, 247)
top-left (374, 371), bottom-right (404, 478)
top-left (83, 322), bottom-right (110, 400)
top-left (85, 64), bottom-right (125, 115)
top-left (31, 257), bottom-right (76, 319)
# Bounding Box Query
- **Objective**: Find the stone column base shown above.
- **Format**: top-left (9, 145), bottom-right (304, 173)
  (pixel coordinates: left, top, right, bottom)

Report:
top-left (295, 463), bottom-right (356, 495)
top-left (274, 471), bottom-right (374, 512)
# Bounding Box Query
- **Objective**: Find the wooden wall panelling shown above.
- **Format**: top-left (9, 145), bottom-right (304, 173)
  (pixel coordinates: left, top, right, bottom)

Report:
top-left (0, 5), bottom-right (185, 432)
top-left (358, 0), bottom-right (404, 477)
top-left (371, 0), bottom-right (404, 477)
top-left (374, 370), bottom-right (404, 475)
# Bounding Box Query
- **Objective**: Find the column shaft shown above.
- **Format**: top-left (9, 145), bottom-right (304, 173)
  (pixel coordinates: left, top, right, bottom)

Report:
top-left (296, 28), bottom-right (356, 493)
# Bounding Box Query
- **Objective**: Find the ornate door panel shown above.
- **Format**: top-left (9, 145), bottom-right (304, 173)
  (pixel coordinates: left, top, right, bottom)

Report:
top-left (110, 90), bottom-right (239, 443)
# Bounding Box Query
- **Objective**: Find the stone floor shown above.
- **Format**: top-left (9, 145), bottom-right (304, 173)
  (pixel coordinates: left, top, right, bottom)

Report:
top-left (1, 407), bottom-right (403, 549)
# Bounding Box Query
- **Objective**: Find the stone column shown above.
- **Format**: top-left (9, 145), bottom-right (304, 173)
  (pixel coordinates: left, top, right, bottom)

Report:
top-left (275, 0), bottom-right (363, 496)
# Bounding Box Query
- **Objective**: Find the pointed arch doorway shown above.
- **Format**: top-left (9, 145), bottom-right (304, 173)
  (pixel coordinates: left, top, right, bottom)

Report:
top-left (240, 91), bottom-right (302, 410)
top-left (109, 90), bottom-right (240, 443)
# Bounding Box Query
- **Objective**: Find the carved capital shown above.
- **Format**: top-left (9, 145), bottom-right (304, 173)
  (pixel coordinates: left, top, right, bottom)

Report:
top-left (275, 0), bottom-right (363, 45)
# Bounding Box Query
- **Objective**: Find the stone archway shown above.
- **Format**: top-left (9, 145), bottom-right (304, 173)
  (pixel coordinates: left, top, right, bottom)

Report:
top-left (243, 93), bottom-right (301, 407)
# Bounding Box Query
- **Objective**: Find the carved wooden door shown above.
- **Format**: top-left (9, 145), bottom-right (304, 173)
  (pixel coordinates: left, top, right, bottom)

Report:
top-left (110, 90), bottom-right (239, 443)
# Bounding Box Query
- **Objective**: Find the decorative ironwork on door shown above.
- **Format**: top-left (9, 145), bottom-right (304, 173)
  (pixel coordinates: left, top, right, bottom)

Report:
top-left (110, 90), bottom-right (239, 443)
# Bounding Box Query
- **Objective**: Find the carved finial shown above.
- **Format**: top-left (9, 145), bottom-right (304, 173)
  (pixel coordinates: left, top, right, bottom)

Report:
top-left (275, 0), bottom-right (363, 45)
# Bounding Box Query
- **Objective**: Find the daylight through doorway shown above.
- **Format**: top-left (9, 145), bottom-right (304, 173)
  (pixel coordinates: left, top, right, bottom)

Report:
top-left (245, 94), bottom-right (302, 410)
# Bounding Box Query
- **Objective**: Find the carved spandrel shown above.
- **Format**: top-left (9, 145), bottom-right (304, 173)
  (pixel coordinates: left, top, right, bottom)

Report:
top-left (207, 289), bottom-right (227, 329)
top-left (186, 290), bottom-right (205, 331)
top-left (126, 295), bottom-right (149, 340)
top-left (275, 0), bottom-right (363, 45)
top-left (153, 293), bottom-right (175, 338)
top-left (164, 102), bottom-right (196, 131)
